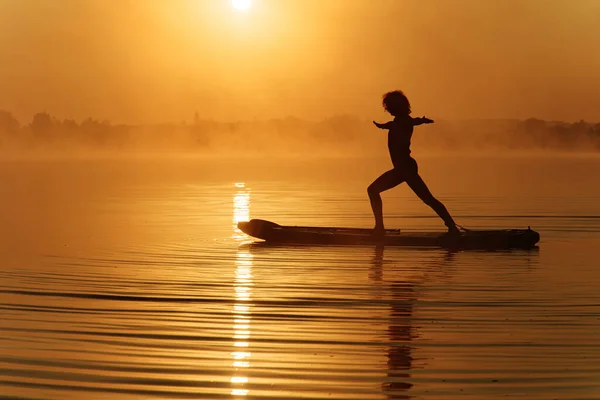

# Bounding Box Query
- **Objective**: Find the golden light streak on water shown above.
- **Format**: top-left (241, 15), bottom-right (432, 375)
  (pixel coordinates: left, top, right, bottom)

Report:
top-left (231, 186), bottom-right (253, 396)
top-left (232, 182), bottom-right (251, 241)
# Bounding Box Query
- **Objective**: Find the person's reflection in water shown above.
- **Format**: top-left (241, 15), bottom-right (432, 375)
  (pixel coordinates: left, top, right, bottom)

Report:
top-left (371, 246), bottom-right (454, 399)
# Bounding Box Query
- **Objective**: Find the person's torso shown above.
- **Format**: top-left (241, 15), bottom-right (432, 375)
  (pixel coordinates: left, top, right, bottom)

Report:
top-left (387, 117), bottom-right (414, 160)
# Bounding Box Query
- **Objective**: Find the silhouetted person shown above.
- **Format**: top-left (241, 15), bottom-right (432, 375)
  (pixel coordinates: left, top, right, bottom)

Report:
top-left (368, 90), bottom-right (459, 235)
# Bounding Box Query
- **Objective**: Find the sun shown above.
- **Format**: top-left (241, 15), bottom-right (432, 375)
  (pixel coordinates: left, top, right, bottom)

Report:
top-left (231, 0), bottom-right (252, 12)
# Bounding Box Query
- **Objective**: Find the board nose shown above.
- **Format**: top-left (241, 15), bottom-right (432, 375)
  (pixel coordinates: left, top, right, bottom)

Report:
top-left (237, 219), bottom-right (279, 239)
top-left (237, 221), bottom-right (250, 233)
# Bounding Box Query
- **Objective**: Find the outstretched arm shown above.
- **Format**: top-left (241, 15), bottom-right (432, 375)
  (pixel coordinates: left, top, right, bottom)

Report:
top-left (412, 116), bottom-right (434, 126)
top-left (373, 120), bottom-right (394, 129)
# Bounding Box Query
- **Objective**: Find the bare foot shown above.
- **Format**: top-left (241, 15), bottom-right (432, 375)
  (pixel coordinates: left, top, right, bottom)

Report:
top-left (445, 224), bottom-right (460, 236)
top-left (373, 225), bottom-right (386, 236)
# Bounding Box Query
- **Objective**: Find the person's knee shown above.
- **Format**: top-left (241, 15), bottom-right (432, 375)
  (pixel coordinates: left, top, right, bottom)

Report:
top-left (367, 185), bottom-right (379, 198)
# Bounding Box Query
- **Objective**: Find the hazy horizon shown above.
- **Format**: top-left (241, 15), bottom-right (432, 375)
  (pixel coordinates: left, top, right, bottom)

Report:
top-left (2, 111), bottom-right (599, 158)
top-left (2, 0), bottom-right (600, 125)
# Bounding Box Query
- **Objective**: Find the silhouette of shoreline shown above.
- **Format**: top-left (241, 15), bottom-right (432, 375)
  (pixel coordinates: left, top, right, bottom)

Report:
top-left (1, 111), bottom-right (599, 155)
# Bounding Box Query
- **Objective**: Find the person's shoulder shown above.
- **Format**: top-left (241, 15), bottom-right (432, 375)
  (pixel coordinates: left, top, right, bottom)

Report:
top-left (394, 116), bottom-right (414, 126)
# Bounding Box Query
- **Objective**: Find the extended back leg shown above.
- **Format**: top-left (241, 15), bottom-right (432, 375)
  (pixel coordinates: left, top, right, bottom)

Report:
top-left (407, 174), bottom-right (458, 232)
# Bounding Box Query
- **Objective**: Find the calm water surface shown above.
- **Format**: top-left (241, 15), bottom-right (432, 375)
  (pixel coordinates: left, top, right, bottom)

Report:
top-left (1, 155), bottom-right (600, 399)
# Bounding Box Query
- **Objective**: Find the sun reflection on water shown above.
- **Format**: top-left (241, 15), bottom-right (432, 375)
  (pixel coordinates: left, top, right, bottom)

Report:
top-left (232, 182), bottom-right (250, 241)
top-left (231, 183), bottom-right (253, 397)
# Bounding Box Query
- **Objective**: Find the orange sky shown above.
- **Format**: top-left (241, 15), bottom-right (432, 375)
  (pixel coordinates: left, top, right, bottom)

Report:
top-left (1, 0), bottom-right (599, 124)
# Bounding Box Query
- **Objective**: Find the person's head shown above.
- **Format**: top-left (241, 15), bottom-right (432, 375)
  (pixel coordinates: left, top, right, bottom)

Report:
top-left (382, 90), bottom-right (411, 117)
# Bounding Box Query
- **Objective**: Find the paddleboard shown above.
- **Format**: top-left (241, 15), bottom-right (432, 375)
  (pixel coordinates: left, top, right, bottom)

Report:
top-left (238, 219), bottom-right (540, 249)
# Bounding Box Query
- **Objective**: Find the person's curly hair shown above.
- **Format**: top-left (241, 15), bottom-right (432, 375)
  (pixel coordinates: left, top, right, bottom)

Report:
top-left (382, 90), bottom-right (411, 116)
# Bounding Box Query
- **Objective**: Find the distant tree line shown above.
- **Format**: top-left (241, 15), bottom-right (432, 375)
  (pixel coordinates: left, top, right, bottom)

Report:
top-left (1, 110), bottom-right (600, 155)
top-left (420, 117), bottom-right (600, 151)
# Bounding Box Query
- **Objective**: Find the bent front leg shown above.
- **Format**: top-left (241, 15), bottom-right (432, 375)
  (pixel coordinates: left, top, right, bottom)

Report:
top-left (367, 169), bottom-right (405, 230)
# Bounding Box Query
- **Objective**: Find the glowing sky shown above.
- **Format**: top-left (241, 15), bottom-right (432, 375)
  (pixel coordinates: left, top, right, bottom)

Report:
top-left (1, 0), bottom-right (599, 123)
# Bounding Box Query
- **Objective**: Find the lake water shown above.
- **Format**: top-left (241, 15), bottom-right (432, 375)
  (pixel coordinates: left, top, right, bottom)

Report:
top-left (1, 155), bottom-right (600, 399)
